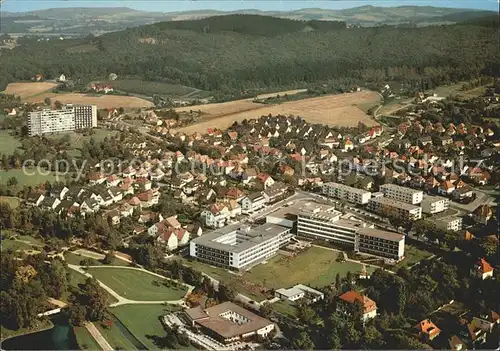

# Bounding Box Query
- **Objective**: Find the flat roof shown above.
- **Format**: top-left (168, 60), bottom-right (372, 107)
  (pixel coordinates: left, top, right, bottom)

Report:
top-left (421, 195), bottom-right (449, 205)
top-left (323, 182), bottom-right (372, 195)
top-left (380, 183), bottom-right (423, 195)
top-left (191, 222), bottom-right (289, 254)
top-left (191, 301), bottom-right (274, 339)
top-left (357, 227), bottom-right (404, 242)
top-left (267, 200), bottom-right (336, 220)
top-left (369, 196), bottom-right (421, 212)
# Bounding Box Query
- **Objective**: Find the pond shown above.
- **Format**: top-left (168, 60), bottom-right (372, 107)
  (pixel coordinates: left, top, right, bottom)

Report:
top-left (1, 315), bottom-right (78, 350)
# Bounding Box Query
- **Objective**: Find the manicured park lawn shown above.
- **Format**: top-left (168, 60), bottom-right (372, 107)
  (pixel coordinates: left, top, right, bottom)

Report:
top-left (0, 169), bottom-right (59, 186)
top-left (46, 129), bottom-right (118, 157)
top-left (64, 251), bottom-right (130, 267)
top-left (0, 239), bottom-right (33, 252)
top-left (110, 304), bottom-right (181, 350)
top-left (87, 267), bottom-right (188, 301)
top-left (0, 196), bottom-right (21, 209)
top-left (0, 130), bottom-right (21, 155)
top-left (73, 326), bottom-right (101, 350)
top-left (244, 247), bottom-right (373, 289)
top-left (396, 245), bottom-right (433, 268)
top-left (95, 317), bottom-right (139, 351)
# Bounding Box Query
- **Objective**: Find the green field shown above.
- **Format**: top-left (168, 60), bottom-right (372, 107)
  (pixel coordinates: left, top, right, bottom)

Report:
top-left (95, 317), bottom-right (138, 350)
top-left (110, 304), bottom-right (181, 350)
top-left (73, 326), bottom-right (101, 350)
top-left (0, 169), bottom-right (59, 186)
top-left (87, 267), bottom-right (188, 301)
top-left (0, 238), bottom-right (36, 252)
top-left (186, 246), bottom-right (373, 301)
top-left (97, 79), bottom-right (211, 99)
top-left (0, 320), bottom-right (53, 342)
top-left (396, 245), bottom-right (433, 268)
top-left (244, 247), bottom-right (373, 289)
top-left (0, 130), bottom-right (22, 155)
top-left (0, 196), bottom-right (21, 208)
top-left (46, 129), bottom-right (118, 157)
top-left (65, 251), bottom-right (130, 267)
top-left (271, 300), bottom-right (298, 318)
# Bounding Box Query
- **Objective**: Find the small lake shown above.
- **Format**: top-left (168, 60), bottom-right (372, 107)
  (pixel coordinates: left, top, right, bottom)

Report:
top-left (1, 315), bottom-right (78, 350)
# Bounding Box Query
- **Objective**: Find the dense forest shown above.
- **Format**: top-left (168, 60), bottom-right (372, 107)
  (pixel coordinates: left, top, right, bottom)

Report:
top-left (0, 15), bottom-right (498, 92)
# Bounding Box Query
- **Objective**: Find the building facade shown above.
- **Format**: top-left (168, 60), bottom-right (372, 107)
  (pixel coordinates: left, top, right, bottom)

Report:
top-left (421, 196), bottom-right (450, 214)
top-left (322, 182), bottom-right (372, 205)
top-left (28, 104), bottom-right (98, 136)
top-left (296, 203), bottom-right (405, 260)
top-left (380, 184), bottom-right (423, 204)
top-left (190, 223), bottom-right (292, 270)
top-left (368, 196), bottom-right (422, 220)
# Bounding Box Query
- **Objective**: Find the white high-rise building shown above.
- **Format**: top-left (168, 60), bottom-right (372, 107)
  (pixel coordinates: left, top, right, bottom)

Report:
top-left (28, 104), bottom-right (97, 136)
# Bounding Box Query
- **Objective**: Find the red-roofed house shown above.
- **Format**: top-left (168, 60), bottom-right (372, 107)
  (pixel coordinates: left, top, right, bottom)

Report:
top-left (415, 319), bottom-right (441, 342)
top-left (471, 258), bottom-right (494, 280)
top-left (337, 290), bottom-right (377, 321)
top-left (156, 228), bottom-right (179, 251)
top-left (257, 174), bottom-right (275, 189)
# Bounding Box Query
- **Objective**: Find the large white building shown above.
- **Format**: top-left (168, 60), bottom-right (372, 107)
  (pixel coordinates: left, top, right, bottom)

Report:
top-left (189, 223), bottom-right (292, 270)
top-left (368, 196), bottom-right (422, 221)
top-left (322, 182), bottom-right (372, 205)
top-left (430, 216), bottom-right (463, 232)
top-left (421, 196), bottom-right (450, 214)
top-left (28, 104), bottom-right (97, 136)
top-left (380, 184), bottom-right (423, 205)
top-left (296, 202), bottom-right (405, 260)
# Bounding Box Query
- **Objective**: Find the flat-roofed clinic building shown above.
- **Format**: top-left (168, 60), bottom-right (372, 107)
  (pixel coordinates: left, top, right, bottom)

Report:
top-left (368, 196), bottom-right (422, 220)
top-left (28, 104), bottom-right (97, 136)
top-left (189, 223), bottom-right (292, 270)
top-left (28, 107), bottom-right (75, 136)
top-left (380, 184), bottom-right (423, 205)
top-left (357, 227), bottom-right (405, 260)
top-left (297, 204), bottom-right (361, 247)
top-left (421, 195), bottom-right (450, 214)
top-left (432, 216), bottom-right (463, 232)
top-left (322, 182), bottom-right (372, 205)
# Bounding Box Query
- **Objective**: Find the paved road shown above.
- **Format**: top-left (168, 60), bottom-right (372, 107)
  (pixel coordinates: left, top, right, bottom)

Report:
top-left (86, 322), bottom-right (114, 351)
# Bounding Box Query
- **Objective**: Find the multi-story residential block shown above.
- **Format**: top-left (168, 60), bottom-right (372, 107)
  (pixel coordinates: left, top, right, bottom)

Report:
top-left (430, 216), bottom-right (463, 232)
top-left (296, 202), bottom-right (405, 260)
top-left (421, 195), bottom-right (450, 214)
top-left (379, 184), bottom-right (423, 204)
top-left (322, 182), bottom-right (372, 205)
top-left (368, 196), bottom-right (422, 221)
top-left (241, 192), bottom-right (266, 214)
top-left (189, 223), bottom-right (292, 270)
top-left (28, 104), bottom-right (97, 136)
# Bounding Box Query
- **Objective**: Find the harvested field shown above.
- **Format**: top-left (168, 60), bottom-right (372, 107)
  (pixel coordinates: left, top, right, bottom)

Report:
top-left (3, 82), bottom-right (57, 98)
top-left (175, 91), bottom-right (380, 134)
top-left (26, 92), bottom-right (154, 109)
top-left (255, 89), bottom-right (308, 99)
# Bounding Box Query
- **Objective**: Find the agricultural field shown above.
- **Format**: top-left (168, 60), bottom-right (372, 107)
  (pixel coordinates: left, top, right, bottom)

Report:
top-left (0, 130), bottom-right (22, 155)
top-left (0, 169), bottom-right (59, 186)
top-left (110, 304), bottom-right (182, 350)
top-left (26, 92), bottom-right (154, 109)
top-left (427, 83), bottom-right (488, 98)
top-left (96, 79), bottom-right (211, 99)
top-left (175, 90), bottom-right (381, 134)
top-left (87, 267), bottom-right (188, 301)
top-left (2, 82), bottom-right (57, 99)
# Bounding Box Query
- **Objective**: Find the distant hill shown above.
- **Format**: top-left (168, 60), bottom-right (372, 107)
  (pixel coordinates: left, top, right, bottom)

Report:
top-left (1, 14), bottom-right (498, 94)
top-left (0, 5), bottom-right (495, 36)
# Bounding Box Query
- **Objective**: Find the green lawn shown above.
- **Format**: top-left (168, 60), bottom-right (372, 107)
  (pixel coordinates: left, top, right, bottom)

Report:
top-left (0, 320), bottom-right (53, 342)
top-left (110, 304), bottom-right (181, 350)
top-left (87, 267), bottom-right (188, 301)
top-left (0, 196), bottom-right (21, 209)
top-left (271, 300), bottom-right (298, 318)
top-left (185, 247), bottom-right (373, 301)
top-left (95, 317), bottom-right (138, 350)
top-left (244, 247), bottom-right (373, 289)
top-left (0, 130), bottom-right (21, 154)
top-left (0, 238), bottom-right (34, 252)
top-left (0, 169), bottom-right (59, 186)
top-left (67, 269), bottom-right (119, 305)
top-left (65, 251), bottom-right (130, 267)
top-left (97, 79), bottom-right (207, 98)
top-left (46, 129), bottom-right (118, 157)
top-left (396, 245), bottom-right (433, 268)
top-left (73, 326), bottom-right (101, 350)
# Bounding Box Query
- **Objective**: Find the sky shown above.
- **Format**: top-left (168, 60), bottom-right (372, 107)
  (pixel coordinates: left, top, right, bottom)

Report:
top-left (1, 0), bottom-right (497, 13)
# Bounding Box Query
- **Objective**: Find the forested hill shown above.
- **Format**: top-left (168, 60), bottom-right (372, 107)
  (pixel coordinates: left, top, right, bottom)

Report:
top-left (145, 14), bottom-right (346, 36)
top-left (0, 15), bottom-right (499, 92)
